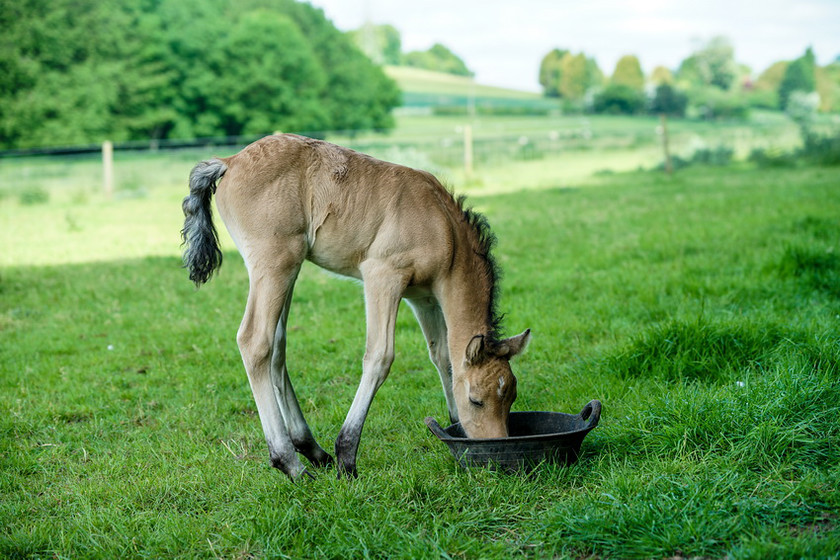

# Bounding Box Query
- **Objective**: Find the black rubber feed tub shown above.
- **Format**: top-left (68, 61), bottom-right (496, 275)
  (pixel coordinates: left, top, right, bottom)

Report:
top-left (425, 400), bottom-right (601, 472)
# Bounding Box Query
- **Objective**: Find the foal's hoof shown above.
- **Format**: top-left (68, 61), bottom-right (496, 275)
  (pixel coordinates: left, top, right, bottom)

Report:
top-left (310, 451), bottom-right (334, 469)
top-left (293, 469), bottom-right (316, 483)
top-left (271, 456), bottom-right (311, 482)
top-left (337, 463), bottom-right (358, 480)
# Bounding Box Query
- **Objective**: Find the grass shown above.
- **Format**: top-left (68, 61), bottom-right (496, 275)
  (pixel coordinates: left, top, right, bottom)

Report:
top-left (2, 142), bottom-right (840, 558)
top-left (384, 65), bottom-right (545, 100)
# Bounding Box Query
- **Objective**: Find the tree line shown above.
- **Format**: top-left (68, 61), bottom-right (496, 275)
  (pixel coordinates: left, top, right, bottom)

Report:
top-left (539, 37), bottom-right (840, 118)
top-left (0, 0), bottom-right (400, 149)
top-left (347, 23), bottom-right (473, 77)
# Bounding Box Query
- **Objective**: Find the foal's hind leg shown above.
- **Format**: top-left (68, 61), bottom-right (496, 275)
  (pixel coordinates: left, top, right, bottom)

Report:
top-left (270, 276), bottom-right (333, 468)
top-left (237, 251), bottom-right (310, 480)
top-left (407, 297), bottom-right (458, 424)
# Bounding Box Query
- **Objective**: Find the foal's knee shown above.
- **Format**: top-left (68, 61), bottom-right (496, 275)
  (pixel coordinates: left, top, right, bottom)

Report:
top-left (363, 347), bottom-right (394, 376)
top-left (427, 339), bottom-right (448, 369)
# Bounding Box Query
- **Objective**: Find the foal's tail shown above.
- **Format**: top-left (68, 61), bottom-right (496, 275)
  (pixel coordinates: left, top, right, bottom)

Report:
top-left (181, 158), bottom-right (227, 286)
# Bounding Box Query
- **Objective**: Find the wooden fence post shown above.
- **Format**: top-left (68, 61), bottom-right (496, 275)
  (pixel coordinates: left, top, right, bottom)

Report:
top-left (464, 124), bottom-right (474, 178)
top-left (102, 140), bottom-right (114, 198)
top-left (659, 115), bottom-right (673, 175)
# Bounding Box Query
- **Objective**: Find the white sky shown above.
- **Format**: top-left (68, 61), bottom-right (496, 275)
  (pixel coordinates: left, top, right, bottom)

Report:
top-left (307, 0), bottom-right (840, 92)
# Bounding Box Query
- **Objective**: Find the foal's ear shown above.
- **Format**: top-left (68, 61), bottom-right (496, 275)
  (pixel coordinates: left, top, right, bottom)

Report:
top-left (494, 329), bottom-right (531, 360)
top-left (465, 335), bottom-right (486, 366)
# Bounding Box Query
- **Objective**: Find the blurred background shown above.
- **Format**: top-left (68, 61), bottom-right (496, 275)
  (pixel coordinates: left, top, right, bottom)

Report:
top-left (2, 0), bottom-right (839, 265)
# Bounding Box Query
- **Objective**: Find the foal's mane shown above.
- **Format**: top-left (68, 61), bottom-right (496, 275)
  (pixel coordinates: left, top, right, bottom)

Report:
top-left (453, 193), bottom-right (505, 340)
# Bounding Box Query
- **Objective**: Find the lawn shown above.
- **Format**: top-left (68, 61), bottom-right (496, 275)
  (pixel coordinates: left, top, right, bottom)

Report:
top-left (1, 148), bottom-right (839, 557)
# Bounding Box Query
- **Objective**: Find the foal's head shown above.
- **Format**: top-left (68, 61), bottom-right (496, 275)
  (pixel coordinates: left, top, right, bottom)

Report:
top-left (455, 329), bottom-right (531, 438)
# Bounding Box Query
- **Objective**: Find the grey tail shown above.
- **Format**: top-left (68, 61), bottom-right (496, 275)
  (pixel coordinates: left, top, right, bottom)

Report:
top-left (181, 158), bottom-right (227, 286)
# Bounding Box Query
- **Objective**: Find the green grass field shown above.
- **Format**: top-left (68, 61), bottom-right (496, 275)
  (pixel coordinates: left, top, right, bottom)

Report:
top-left (384, 66), bottom-right (545, 100)
top-left (2, 131), bottom-right (839, 557)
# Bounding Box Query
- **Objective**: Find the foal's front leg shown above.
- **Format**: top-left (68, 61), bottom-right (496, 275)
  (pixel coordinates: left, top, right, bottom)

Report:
top-left (407, 297), bottom-right (457, 424)
top-left (335, 264), bottom-right (407, 478)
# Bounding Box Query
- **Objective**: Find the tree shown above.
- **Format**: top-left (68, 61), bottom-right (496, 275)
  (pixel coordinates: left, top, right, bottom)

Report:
top-left (212, 10), bottom-right (329, 135)
top-left (677, 36), bottom-right (737, 90)
top-left (778, 47), bottom-right (817, 110)
top-left (592, 84), bottom-right (646, 115)
top-left (403, 43), bottom-right (473, 76)
top-left (277, 0), bottom-right (400, 131)
top-left (816, 63), bottom-right (840, 112)
top-left (611, 55), bottom-right (644, 90)
top-left (650, 66), bottom-right (674, 86)
top-left (347, 23), bottom-right (401, 65)
top-left (539, 48), bottom-right (601, 101)
top-left (650, 84), bottom-right (688, 117)
top-left (539, 48), bottom-right (568, 98)
top-left (0, 0), bottom-right (401, 148)
top-left (559, 53), bottom-right (588, 100)
top-left (585, 57), bottom-right (605, 92)
top-left (754, 61), bottom-right (789, 92)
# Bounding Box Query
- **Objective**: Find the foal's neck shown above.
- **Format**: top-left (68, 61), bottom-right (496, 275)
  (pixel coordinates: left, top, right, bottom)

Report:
top-left (438, 260), bottom-right (497, 374)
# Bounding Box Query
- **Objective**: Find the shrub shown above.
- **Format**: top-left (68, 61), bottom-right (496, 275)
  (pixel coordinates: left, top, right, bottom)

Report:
top-left (745, 89), bottom-right (779, 110)
top-left (649, 84), bottom-right (688, 117)
top-left (801, 130), bottom-right (840, 165)
top-left (660, 145), bottom-right (734, 171)
top-left (18, 186), bottom-right (49, 205)
top-left (690, 146), bottom-right (734, 166)
top-left (591, 84), bottom-right (646, 115)
top-left (689, 87), bottom-right (750, 120)
top-left (748, 147), bottom-right (797, 168)
top-left (749, 129), bottom-right (840, 168)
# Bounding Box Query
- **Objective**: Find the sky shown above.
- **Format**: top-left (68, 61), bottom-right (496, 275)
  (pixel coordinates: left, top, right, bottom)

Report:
top-left (307, 0), bottom-right (840, 92)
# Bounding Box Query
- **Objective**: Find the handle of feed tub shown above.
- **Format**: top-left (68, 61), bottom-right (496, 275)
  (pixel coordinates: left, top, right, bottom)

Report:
top-left (578, 400), bottom-right (602, 430)
top-left (425, 417), bottom-right (449, 439)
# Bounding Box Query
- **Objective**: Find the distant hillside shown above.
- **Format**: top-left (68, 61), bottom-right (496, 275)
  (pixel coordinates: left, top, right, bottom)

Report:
top-left (384, 65), bottom-right (558, 115)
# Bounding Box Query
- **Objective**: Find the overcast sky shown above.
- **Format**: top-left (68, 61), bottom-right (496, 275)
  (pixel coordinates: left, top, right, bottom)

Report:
top-left (308, 0), bottom-right (840, 92)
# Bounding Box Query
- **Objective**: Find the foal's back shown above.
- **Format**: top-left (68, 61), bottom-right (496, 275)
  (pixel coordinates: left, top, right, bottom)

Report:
top-left (216, 134), bottom-right (457, 287)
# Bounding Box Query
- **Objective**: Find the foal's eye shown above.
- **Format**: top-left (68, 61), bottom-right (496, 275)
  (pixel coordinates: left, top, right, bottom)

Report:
top-left (468, 396), bottom-right (484, 408)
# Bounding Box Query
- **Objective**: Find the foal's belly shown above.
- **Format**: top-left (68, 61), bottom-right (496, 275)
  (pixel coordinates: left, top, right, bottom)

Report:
top-left (306, 251), bottom-right (363, 281)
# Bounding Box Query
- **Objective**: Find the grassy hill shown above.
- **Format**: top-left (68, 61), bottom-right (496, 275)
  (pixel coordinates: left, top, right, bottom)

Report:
top-left (384, 65), bottom-right (559, 114)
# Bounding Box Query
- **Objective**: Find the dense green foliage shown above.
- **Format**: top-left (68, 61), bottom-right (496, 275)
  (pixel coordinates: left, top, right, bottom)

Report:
top-left (348, 25), bottom-right (472, 77)
top-left (650, 84), bottom-right (689, 116)
top-left (1, 159), bottom-right (839, 558)
top-left (540, 34), bottom-right (840, 119)
top-left (779, 47), bottom-right (818, 110)
top-left (676, 36), bottom-right (739, 91)
top-left (346, 23), bottom-right (403, 66)
top-left (538, 48), bottom-right (602, 101)
top-left (403, 43), bottom-right (474, 77)
top-left (0, 0), bottom-right (400, 148)
top-left (751, 128), bottom-right (840, 168)
top-left (610, 55), bottom-right (645, 91)
top-left (591, 84), bottom-right (646, 115)
top-left (539, 49), bottom-right (567, 97)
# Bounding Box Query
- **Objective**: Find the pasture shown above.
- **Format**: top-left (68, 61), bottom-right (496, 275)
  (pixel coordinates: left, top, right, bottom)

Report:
top-left (1, 133), bottom-right (839, 557)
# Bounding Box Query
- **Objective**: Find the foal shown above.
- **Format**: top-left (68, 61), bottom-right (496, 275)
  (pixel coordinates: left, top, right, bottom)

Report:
top-left (182, 134), bottom-right (530, 479)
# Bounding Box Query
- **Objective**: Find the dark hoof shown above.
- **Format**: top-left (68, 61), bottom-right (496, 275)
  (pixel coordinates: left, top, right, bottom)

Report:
top-left (337, 463), bottom-right (358, 480)
top-left (309, 451), bottom-right (334, 469)
top-left (293, 469), bottom-right (316, 483)
top-left (270, 455), bottom-right (309, 481)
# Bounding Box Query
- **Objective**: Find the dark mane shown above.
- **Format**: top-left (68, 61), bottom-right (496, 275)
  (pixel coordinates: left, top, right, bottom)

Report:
top-left (455, 194), bottom-right (505, 339)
